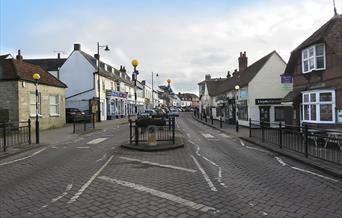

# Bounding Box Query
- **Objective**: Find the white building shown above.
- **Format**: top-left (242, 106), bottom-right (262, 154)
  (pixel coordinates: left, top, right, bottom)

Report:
top-left (59, 43), bottom-right (134, 121)
top-left (199, 51), bottom-right (290, 126)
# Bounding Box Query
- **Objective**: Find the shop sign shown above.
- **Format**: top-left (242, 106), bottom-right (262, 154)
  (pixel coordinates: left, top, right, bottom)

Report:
top-left (106, 90), bottom-right (128, 99)
top-left (255, 98), bottom-right (282, 105)
top-left (147, 125), bottom-right (157, 146)
top-left (281, 75), bottom-right (293, 84)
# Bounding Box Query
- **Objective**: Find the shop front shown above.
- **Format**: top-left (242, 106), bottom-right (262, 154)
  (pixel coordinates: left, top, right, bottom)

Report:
top-left (255, 98), bottom-right (293, 126)
top-left (106, 90), bottom-right (128, 119)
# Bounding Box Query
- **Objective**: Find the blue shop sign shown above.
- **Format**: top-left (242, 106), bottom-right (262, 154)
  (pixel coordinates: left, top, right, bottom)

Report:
top-left (281, 75), bottom-right (293, 84)
top-left (106, 90), bottom-right (128, 99)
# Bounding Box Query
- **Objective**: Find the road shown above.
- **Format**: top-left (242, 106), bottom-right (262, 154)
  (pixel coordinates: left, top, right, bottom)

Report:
top-left (1, 113), bottom-right (342, 217)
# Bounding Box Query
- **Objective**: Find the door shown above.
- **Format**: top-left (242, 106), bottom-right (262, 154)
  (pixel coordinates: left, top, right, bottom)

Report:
top-left (259, 106), bottom-right (270, 127)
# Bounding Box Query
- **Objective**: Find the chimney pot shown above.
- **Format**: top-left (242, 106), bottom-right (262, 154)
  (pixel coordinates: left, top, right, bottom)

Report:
top-left (16, 49), bottom-right (23, 61)
top-left (238, 51), bottom-right (248, 72)
top-left (57, 53), bottom-right (60, 59)
top-left (74, 43), bottom-right (81, 51)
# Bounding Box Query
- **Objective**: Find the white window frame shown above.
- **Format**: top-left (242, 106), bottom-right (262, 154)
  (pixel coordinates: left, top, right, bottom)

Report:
top-left (29, 92), bottom-right (42, 117)
top-left (49, 95), bottom-right (60, 116)
top-left (302, 43), bottom-right (326, 73)
top-left (301, 90), bottom-right (335, 124)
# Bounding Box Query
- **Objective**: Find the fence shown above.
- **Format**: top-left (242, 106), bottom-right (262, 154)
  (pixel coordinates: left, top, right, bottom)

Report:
top-left (0, 119), bottom-right (31, 152)
top-left (129, 117), bottom-right (175, 145)
top-left (73, 115), bottom-right (95, 133)
top-left (249, 119), bottom-right (342, 165)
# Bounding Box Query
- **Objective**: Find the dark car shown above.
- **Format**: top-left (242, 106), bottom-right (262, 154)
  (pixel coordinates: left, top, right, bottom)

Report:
top-left (66, 108), bottom-right (85, 123)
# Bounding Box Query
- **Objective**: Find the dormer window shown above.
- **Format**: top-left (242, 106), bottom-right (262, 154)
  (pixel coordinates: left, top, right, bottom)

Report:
top-left (302, 44), bottom-right (325, 73)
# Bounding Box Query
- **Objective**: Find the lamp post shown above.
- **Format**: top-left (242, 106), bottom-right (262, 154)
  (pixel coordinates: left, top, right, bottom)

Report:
top-left (33, 73), bottom-right (40, 144)
top-left (234, 85), bottom-right (240, 132)
top-left (132, 59), bottom-right (139, 114)
top-left (151, 72), bottom-right (159, 109)
top-left (96, 42), bottom-right (110, 122)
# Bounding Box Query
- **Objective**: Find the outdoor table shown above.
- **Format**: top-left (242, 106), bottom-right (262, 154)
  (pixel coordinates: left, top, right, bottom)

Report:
top-left (325, 130), bottom-right (342, 152)
top-left (307, 129), bottom-right (328, 148)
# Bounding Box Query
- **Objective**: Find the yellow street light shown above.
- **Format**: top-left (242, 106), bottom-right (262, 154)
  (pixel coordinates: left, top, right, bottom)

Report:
top-left (131, 59), bottom-right (139, 68)
top-left (234, 85), bottom-right (240, 90)
top-left (167, 79), bottom-right (171, 84)
top-left (33, 73), bottom-right (40, 81)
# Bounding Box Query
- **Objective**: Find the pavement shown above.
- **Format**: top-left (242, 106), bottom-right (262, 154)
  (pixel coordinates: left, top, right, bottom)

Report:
top-left (1, 113), bottom-right (342, 217)
top-left (192, 115), bottom-right (342, 179)
top-left (0, 118), bottom-right (129, 160)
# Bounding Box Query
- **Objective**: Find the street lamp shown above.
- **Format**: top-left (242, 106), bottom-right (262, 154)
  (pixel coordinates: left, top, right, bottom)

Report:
top-left (131, 59), bottom-right (139, 114)
top-left (234, 85), bottom-right (240, 132)
top-left (33, 73), bottom-right (40, 144)
top-left (151, 72), bottom-right (159, 109)
top-left (96, 42), bottom-right (110, 122)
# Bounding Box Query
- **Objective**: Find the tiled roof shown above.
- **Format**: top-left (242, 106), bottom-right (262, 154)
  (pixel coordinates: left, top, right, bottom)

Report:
top-left (0, 58), bottom-right (67, 88)
top-left (284, 14), bottom-right (342, 75)
top-left (24, 58), bottom-right (66, 72)
top-left (204, 51), bottom-right (276, 96)
top-left (79, 51), bottom-right (134, 86)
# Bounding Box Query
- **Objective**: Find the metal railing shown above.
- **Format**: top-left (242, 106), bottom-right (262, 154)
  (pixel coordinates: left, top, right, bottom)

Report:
top-left (249, 119), bottom-right (342, 165)
top-left (129, 117), bottom-right (176, 145)
top-left (0, 119), bottom-right (31, 152)
top-left (73, 114), bottom-right (95, 133)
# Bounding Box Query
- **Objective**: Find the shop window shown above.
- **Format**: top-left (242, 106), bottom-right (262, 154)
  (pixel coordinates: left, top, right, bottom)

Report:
top-left (275, 107), bottom-right (285, 121)
top-left (238, 105), bottom-right (248, 121)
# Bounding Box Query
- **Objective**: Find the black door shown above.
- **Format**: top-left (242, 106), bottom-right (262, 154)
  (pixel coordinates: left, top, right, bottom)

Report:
top-left (259, 106), bottom-right (270, 127)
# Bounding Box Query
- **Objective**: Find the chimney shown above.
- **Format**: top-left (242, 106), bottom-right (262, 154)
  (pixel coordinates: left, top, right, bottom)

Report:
top-left (57, 52), bottom-right (60, 59)
top-left (205, 74), bottom-right (211, 80)
top-left (16, 50), bottom-right (23, 61)
top-left (74, 43), bottom-right (81, 51)
top-left (141, 80), bottom-right (146, 85)
top-left (238, 51), bottom-right (248, 72)
top-left (233, 69), bottom-right (238, 77)
top-left (226, 71), bottom-right (231, 78)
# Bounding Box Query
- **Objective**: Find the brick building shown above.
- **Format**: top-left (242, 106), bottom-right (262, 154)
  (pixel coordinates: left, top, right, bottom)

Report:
top-left (283, 14), bottom-right (342, 128)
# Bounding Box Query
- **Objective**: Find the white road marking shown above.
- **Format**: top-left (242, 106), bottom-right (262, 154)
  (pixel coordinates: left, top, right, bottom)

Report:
top-left (96, 153), bottom-right (107, 162)
top-left (120, 157), bottom-right (196, 173)
top-left (99, 176), bottom-right (218, 213)
top-left (240, 139), bottom-right (245, 146)
top-left (68, 155), bottom-right (114, 203)
top-left (51, 184), bottom-right (73, 203)
top-left (291, 167), bottom-right (339, 182)
top-left (76, 146), bottom-right (90, 149)
top-left (87, 138), bottom-right (108, 144)
top-left (275, 157), bottom-right (286, 166)
top-left (191, 155), bottom-right (217, 192)
top-left (260, 211), bottom-right (268, 216)
top-left (188, 140), bottom-right (226, 188)
top-left (218, 133), bottom-right (231, 138)
top-left (0, 148), bottom-right (47, 166)
top-left (245, 146), bottom-right (269, 153)
top-left (202, 134), bottom-right (214, 138)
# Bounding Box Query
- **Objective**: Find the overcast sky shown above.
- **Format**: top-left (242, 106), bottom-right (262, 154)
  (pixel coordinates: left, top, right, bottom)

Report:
top-left (1, 0), bottom-right (341, 94)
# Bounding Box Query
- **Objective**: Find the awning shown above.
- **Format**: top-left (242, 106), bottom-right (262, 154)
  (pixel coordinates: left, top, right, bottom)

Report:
top-left (282, 86), bottom-right (307, 103)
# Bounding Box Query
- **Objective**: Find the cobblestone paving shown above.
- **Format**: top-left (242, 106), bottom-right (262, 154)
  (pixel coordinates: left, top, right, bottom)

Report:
top-left (1, 115), bottom-right (342, 217)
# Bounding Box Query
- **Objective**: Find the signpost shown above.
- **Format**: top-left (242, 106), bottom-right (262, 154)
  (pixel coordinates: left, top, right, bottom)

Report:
top-left (147, 125), bottom-right (157, 146)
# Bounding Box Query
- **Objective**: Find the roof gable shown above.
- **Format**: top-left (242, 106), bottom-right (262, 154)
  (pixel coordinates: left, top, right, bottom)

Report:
top-left (284, 15), bottom-right (342, 75)
top-left (0, 58), bottom-right (67, 88)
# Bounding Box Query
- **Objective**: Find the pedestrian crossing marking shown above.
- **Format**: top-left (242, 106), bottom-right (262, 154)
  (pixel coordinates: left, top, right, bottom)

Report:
top-left (87, 138), bottom-right (108, 144)
top-left (201, 134), bottom-right (214, 138)
top-left (218, 133), bottom-right (231, 138)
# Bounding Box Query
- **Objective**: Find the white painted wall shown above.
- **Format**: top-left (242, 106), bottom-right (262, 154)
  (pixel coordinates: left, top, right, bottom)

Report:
top-left (239, 52), bottom-right (288, 126)
top-left (59, 51), bottom-right (95, 98)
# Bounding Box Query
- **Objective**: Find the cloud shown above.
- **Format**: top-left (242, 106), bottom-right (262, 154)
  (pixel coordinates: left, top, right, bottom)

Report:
top-left (5, 0), bottom-right (340, 95)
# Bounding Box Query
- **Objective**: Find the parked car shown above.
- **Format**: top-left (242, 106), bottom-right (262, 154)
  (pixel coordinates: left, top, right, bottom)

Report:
top-left (66, 108), bottom-right (85, 123)
top-left (138, 109), bottom-right (157, 118)
top-left (169, 108), bottom-right (179, 117)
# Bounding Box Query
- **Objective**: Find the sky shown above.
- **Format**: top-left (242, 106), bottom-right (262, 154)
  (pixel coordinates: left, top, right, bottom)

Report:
top-left (0, 0), bottom-right (341, 95)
